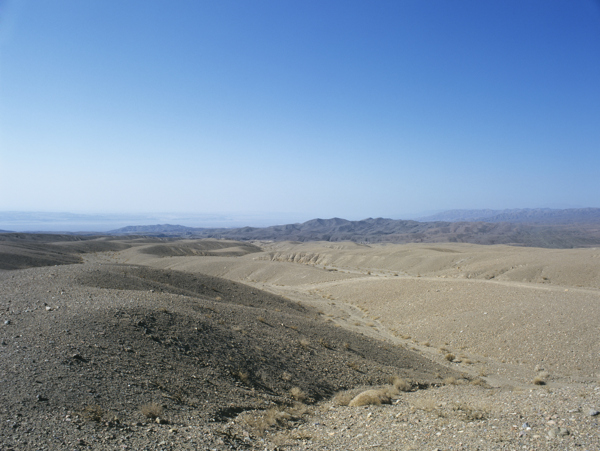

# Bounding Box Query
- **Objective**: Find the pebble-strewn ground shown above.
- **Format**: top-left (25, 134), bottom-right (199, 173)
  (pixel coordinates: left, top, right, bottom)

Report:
top-left (1, 238), bottom-right (599, 450)
top-left (269, 384), bottom-right (600, 450)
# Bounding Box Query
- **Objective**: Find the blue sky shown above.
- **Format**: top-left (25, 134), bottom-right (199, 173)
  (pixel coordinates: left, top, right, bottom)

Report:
top-left (1, 0), bottom-right (599, 228)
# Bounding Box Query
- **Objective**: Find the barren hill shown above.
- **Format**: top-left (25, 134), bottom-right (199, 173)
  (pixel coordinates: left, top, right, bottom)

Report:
top-left (418, 207), bottom-right (600, 224)
top-left (108, 215), bottom-right (600, 248)
top-left (1, 236), bottom-right (599, 449)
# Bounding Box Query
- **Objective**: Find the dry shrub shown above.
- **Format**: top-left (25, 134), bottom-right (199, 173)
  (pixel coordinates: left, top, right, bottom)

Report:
top-left (391, 376), bottom-right (412, 392)
top-left (290, 387), bottom-right (307, 402)
top-left (299, 338), bottom-right (310, 349)
top-left (241, 404), bottom-right (306, 437)
top-left (234, 369), bottom-right (249, 384)
top-left (347, 361), bottom-right (361, 371)
top-left (281, 372), bottom-right (293, 382)
top-left (422, 341), bottom-right (431, 347)
top-left (141, 402), bottom-right (163, 419)
top-left (246, 408), bottom-right (290, 436)
top-left (453, 402), bottom-right (487, 420)
top-left (533, 376), bottom-right (546, 385)
top-left (470, 378), bottom-right (487, 387)
top-left (443, 377), bottom-right (457, 385)
top-left (82, 405), bottom-right (105, 422)
top-left (445, 353), bottom-right (456, 362)
top-left (348, 389), bottom-right (391, 407)
top-left (257, 316), bottom-right (266, 323)
top-left (318, 338), bottom-right (332, 349)
top-left (333, 390), bottom-right (358, 406)
top-left (412, 398), bottom-right (437, 412)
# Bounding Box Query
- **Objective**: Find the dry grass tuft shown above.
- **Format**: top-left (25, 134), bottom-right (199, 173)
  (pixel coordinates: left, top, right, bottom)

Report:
top-left (141, 402), bottom-right (163, 419)
top-left (281, 372), bottom-right (292, 382)
top-left (347, 361), bottom-right (361, 371)
top-left (443, 376), bottom-right (457, 385)
top-left (391, 376), bottom-right (412, 392)
top-left (241, 404), bottom-right (308, 437)
top-left (318, 338), bottom-right (332, 349)
top-left (412, 398), bottom-right (437, 412)
top-left (299, 338), bottom-right (310, 349)
top-left (290, 387), bottom-right (307, 402)
top-left (348, 389), bottom-right (391, 407)
top-left (445, 353), bottom-right (456, 362)
top-left (234, 369), bottom-right (250, 384)
top-left (453, 402), bottom-right (488, 421)
top-left (333, 390), bottom-right (358, 406)
top-left (533, 376), bottom-right (546, 385)
top-left (82, 405), bottom-right (105, 422)
top-left (470, 378), bottom-right (488, 387)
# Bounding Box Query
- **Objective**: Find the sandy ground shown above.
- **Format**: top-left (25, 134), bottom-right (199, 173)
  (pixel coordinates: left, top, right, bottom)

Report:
top-left (117, 241), bottom-right (600, 383)
top-left (2, 238), bottom-right (600, 449)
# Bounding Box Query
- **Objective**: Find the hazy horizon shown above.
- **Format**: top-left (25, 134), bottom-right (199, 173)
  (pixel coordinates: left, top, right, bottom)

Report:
top-left (1, 205), bottom-right (597, 233)
top-left (0, 208), bottom-right (443, 232)
top-left (1, 1), bottom-right (599, 219)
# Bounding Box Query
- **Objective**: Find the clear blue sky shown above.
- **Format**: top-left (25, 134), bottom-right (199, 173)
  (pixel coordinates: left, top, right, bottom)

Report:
top-left (1, 0), bottom-right (599, 226)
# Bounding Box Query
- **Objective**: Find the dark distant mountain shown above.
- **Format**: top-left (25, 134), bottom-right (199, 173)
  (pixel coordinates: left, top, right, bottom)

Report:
top-left (107, 216), bottom-right (600, 249)
top-left (418, 208), bottom-right (600, 224)
top-left (0, 230), bottom-right (14, 233)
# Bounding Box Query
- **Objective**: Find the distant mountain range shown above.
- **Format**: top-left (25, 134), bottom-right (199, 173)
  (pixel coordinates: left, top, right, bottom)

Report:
top-left (418, 208), bottom-right (600, 224)
top-left (106, 209), bottom-right (600, 249)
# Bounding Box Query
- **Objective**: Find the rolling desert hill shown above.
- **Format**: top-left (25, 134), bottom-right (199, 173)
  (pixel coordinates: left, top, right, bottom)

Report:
top-left (1, 235), bottom-right (599, 449)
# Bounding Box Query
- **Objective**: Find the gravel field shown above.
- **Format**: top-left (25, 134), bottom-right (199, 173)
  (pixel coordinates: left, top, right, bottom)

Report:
top-left (1, 237), bottom-right (599, 449)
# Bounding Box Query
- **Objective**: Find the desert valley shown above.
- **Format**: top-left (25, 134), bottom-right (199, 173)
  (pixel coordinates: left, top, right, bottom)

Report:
top-left (1, 222), bottom-right (599, 450)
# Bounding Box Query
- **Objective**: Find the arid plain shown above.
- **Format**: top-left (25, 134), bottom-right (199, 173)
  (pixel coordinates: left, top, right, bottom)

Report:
top-left (118, 240), bottom-right (599, 376)
top-left (1, 236), bottom-right (599, 449)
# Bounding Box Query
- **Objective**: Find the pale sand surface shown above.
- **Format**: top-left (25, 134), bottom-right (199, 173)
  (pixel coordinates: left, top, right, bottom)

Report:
top-left (103, 240), bottom-right (600, 449)
top-left (116, 241), bottom-right (600, 383)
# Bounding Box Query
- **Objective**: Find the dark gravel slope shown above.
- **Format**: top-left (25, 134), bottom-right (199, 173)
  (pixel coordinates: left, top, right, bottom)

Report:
top-left (0, 263), bottom-right (459, 450)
